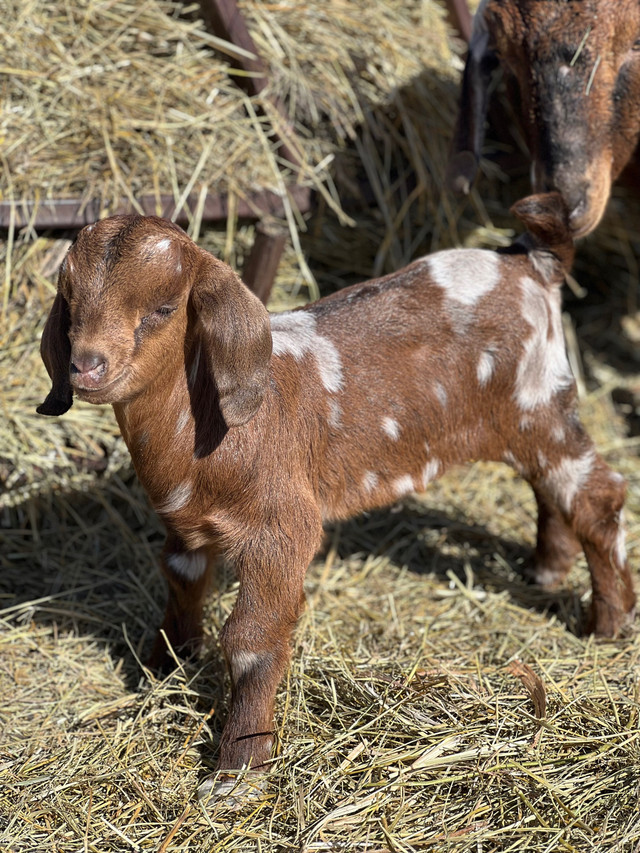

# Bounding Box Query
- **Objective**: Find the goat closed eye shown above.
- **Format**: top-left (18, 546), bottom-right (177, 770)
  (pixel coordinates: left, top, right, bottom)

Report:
top-left (140, 305), bottom-right (177, 326)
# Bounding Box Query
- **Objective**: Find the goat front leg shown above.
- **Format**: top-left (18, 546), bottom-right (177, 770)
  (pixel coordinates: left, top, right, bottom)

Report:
top-left (148, 537), bottom-right (217, 671)
top-left (216, 559), bottom-right (309, 775)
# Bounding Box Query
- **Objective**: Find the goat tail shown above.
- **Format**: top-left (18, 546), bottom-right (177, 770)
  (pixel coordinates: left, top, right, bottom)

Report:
top-left (510, 192), bottom-right (575, 273)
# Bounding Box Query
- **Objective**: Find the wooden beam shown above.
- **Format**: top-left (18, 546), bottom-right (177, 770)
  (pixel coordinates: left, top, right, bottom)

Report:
top-left (0, 186), bottom-right (311, 231)
top-left (444, 0), bottom-right (472, 44)
top-left (241, 221), bottom-right (288, 304)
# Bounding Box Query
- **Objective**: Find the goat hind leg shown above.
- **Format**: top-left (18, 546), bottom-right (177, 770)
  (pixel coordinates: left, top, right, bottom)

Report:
top-left (528, 486), bottom-right (582, 588)
top-left (540, 453), bottom-right (635, 637)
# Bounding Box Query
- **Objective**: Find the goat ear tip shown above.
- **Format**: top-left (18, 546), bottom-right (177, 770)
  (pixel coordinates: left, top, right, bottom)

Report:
top-left (446, 151), bottom-right (477, 196)
top-left (36, 394), bottom-right (73, 417)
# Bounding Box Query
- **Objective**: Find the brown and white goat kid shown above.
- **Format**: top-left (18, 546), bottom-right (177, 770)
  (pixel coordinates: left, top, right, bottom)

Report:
top-left (449, 0), bottom-right (640, 237)
top-left (38, 193), bottom-right (635, 791)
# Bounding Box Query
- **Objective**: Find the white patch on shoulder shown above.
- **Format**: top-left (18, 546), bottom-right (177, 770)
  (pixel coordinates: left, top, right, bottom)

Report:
top-left (363, 471), bottom-right (379, 493)
top-left (421, 458), bottom-right (440, 490)
top-left (392, 475), bottom-right (415, 497)
top-left (428, 248), bottom-right (500, 306)
top-left (477, 349), bottom-right (495, 386)
top-left (545, 449), bottom-right (596, 514)
top-left (515, 276), bottom-right (574, 410)
top-left (551, 423), bottom-right (566, 443)
top-left (167, 549), bottom-right (207, 581)
top-left (159, 481), bottom-right (192, 514)
top-left (156, 237), bottom-right (172, 252)
top-left (230, 650), bottom-right (262, 682)
top-left (382, 416), bottom-right (401, 440)
top-left (271, 311), bottom-right (344, 393)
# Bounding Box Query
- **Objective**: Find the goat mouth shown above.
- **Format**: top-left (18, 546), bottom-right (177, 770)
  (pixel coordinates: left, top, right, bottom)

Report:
top-left (73, 370), bottom-right (129, 402)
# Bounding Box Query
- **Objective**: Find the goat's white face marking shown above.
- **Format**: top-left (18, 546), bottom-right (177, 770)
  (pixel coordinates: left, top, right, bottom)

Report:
top-left (271, 311), bottom-right (344, 393)
top-left (155, 237), bottom-right (172, 252)
top-left (551, 423), bottom-right (566, 443)
top-left (159, 481), bottom-right (192, 514)
top-left (393, 474), bottom-right (414, 497)
top-left (363, 471), bottom-right (379, 493)
top-left (230, 650), bottom-right (262, 682)
top-left (545, 449), bottom-right (596, 514)
top-left (477, 349), bottom-right (495, 386)
top-left (382, 416), bottom-right (401, 440)
top-left (515, 276), bottom-right (574, 410)
top-left (167, 549), bottom-right (207, 581)
top-left (428, 249), bottom-right (500, 307)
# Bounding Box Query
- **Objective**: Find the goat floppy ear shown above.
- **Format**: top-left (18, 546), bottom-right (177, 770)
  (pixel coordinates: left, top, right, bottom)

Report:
top-left (446, 8), bottom-right (498, 195)
top-left (37, 292), bottom-right (73, 416)
top-left (189, 249), bottom-right (272, 428)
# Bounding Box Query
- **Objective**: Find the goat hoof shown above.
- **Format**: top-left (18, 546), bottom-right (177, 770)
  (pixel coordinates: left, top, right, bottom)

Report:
top-left (197, 771), bottom-right (269, 810)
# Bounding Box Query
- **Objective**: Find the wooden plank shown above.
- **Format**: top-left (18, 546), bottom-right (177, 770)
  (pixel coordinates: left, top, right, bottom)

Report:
top-left (444, 0), bottom-right (472, 44)
top-left (241, 221), bottom-right (287, 304)
top-left (198, 0), bottom-right (302, 169)
top-left (0, 186), bottom-right (311, 231)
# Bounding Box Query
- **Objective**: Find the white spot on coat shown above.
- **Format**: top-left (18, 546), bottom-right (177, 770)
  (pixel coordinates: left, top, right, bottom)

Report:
top-left (477, 349), bottom-right (495, 386)
top-left (271, 311), bottom-right (344, 393)
top-left (545, 449), bottom-right (596, 514)
top-left (428, 249), bottom-right (500, 306)
top-left (515, 276), bottom-right (574, 410)
top-left (159, 481), bottom-right (192, 514)
top-left (615, 511), bottom-right (627, 567)
top-left (328, 399), bottom-right (342, 428)
top-left (363, 471), bottom-right (379, 493)
top-left (230, 650), bottom-right (262, 682)
top-left (382, 417), bottom-right (400, 440)
top-left (175, 408), bottom-right (190, 436)
top-left (421, 458), bottom-right (440, 490)
top-left (392, 475), bottom-right (414, 497)
top-left (435, 383), bottom-right (448, 407)
top-left (167, 549), bottom-right (207, 581)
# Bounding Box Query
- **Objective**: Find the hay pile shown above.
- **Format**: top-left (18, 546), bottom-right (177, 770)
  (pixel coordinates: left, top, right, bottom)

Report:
top-left (1, 1), bottom-right (640, 850)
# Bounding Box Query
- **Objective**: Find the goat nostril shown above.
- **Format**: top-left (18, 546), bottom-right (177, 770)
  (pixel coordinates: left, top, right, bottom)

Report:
top-left (71, 353), bottom-right (107, 376)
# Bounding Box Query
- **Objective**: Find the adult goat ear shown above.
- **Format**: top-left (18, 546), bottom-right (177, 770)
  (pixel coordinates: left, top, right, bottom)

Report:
top-left (446, 5), bottom-right (498, 195)
top-left (37, 292), bottom-right (73, 416)
top-left (189, 249), bottom-right (272, 428)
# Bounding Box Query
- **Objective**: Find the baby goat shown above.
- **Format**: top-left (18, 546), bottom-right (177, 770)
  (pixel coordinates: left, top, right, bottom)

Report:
top-left (38, 193), bottom-right (635, 793)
